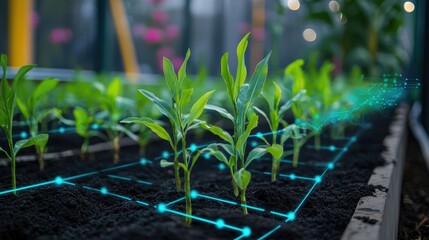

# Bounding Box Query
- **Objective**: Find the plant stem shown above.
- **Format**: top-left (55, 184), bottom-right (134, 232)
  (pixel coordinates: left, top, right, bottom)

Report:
top-left (240, 188), bottom-right (248, 214)
top-left (81, 137), bottom-right (89, 160)
top-left (293, 139), bottom-right (300, 168)
top-left (6, 126), bottom-right (16, 194)
top-left (271, 157), bottom-right (279, 182)
top-left (173, 149), bottom-right (182, 191)
top-left (112, 137), bottom-right (120, 163)
top-left (184, 170), bottom-right (192, 225)
top-left (36, 145), bottom-right (45, 171)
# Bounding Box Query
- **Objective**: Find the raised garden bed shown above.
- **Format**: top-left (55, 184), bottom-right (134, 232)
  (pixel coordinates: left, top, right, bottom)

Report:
top-left (0, 108), bottom-right (395, 240)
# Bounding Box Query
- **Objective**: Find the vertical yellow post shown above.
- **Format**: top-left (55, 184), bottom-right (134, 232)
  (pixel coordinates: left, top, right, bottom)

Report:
top-left (109, 0), bottom-right (140, 80)
top-left (8, 0), bottom-right (33, 66)
top-left (250, 0), bottom-right (265, 71)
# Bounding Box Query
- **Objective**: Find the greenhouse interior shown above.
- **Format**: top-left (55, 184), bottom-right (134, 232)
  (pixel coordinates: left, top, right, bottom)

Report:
top-left (1, 0), bottom-right (429, 239)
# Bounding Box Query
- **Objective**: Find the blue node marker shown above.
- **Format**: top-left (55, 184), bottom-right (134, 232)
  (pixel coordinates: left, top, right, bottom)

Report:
top-left (351, 136), bottom-right (357, 142)
top-left (289, 173), bottom-right (296, 180)
top-left (242, 227), bottom-right (252, 237)
top-left (344, 147), bottom-right (349, 152)
top-left (256, 132), bottom-right (263, 139)
top-left (327, 162), bottom-right (334, 170)
top-left (20, 131), bottom-right (27, 139)
top-left (204, 153), bottom-right (211, 160)
top-left (162, 151), bottom-right (169, 159)
top-left (100, 187), bottom-right (108, 195)
top-left (140, 158), bottom-right (148, 165)
top-left (314, 175), bottom-right (322, 183)
top-left (189, 143), bottom-right (197, 152)
top-left (216, 219), bottom-right (225, 229)
top-left (251, 141), bottom-right (258, 147)
top-left (190, 190), bottom-right (198, 199)
top-left (286, 211), bottom-right (295, 221)
top-left (54, 176), bottom-right (63, 185)
top-left (158, 203), bottom-right (166, 213)
top-left (329, 145), bottom-right (336, 152)
top-left (218, 163), bottom-right (226, 171)
top-left (91, 123), bottom-right (99, 130)
top-left (59, 127), bottom-right (65, 134)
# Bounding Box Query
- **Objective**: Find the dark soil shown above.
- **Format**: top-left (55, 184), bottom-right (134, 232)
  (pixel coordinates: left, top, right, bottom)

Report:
top-left (0, 112), bottom-right (392, 240)
top-left (398, 130), bottom-right (429, 239)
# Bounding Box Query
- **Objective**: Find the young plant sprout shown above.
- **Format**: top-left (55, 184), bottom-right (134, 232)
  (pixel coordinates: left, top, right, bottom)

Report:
top-left (73, 107), bottom-right (100, 160)
top-left (201, 34), bottom-right (277, 214)
top-left (253, 81), bottom-right (306, 181)
top-left (16, 78), bottom-right (60, 170)
top-left (122, 49), bottom-right (214, 224)
top-left (0, 54), bottom-right (48, 193)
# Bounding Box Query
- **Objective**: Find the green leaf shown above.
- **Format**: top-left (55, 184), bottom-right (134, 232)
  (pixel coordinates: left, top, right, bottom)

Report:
top-left (139, 89), bottom-right (178, 127)
top-left (245, 147), bottom-right (268, 168)
top-left (267, 144), bottom-right (283, 159)
top-left (220, 53), bottom-right (235, 103)
top-left (180, 88), bottom-right (193, 109)
top-left (273, 81), bottom-right (282, 110)
top-left (234, 168), bottom-right (251, 190)
top-left (33, 78), bottom-right (59, 104)
top-left (204, 104), bottom-right (234, 122)
top-left (160, 159), bottom-right (174, 168)
top-left (121, 117), bottom-right (173, 148)
top-left (107, 77), bottom-right (122, 100)
top-left (0, 146), bottom-right (11, 160)
top-left (234, 33), bottom-right (250, 100)
top-left (16, 98), bottom-right (30, 120)
top-left (246, 52), bottom-right (271, 108)
top-left (178, 49), bottom-right (191, 89)
top-left (190, 150), bottom-right (202, 170)
top-left (200, 122), bottom-right (234, 145)
top-left (14, 134), bottom-right (48, 157)
top-left (186, 90), bottom-right (215, 126)
top-left (203, 144), bottom-right (230, 165)
top-left (163, 57), bottom-right (178, 93)
top-left (279, 89), bottom-right (307, 116)
top-left (253, 106), bottom-right (272, 130)
top-left (236, 113), bottom-right (258, 160)
top-left (11, 64), bottom-right (35, 95)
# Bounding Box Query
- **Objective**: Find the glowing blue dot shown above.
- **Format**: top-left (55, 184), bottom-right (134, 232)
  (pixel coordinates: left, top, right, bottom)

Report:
top-left (329, 145), bottom-right (336, 151)
top-left (20, 131), bottom-right (27, 139)
top-left (91, 123), bottom-right (99, 130)
top-left (216, 219), bottom-right (225, 229)
top-left (289, 174), bottom-right (296, 180)
top-left (287, 212), bottom-right (295, 221)
top-left (251, 141), bottom-right (258, 147)
top-left (162, 151), bottom-right (169, 159)
top-left (158, 203), bottom-right (166, 213)
top-left (59, 127), bottom-right (65, 134)
top-left (344, 147), bottom-right (349, 152)
top-left (140, 158), bottom-right (148, 165)
top-left (100, 187), bottom-right (108, 195)
top-left (189, 143), bottom-right (197, 152)
top-left (190, 190), bottom-right (198, 199)
top-left (328, 162), bottom-right (334, 170)
top-left (204, 153), bottom-right (211, 160)
top-left (256, 132), bottom-right (263, 139)
top-left (314, 175), bottom-right (322, 183)
top-left (218, 163), bottom-right (226, 171)
top-left (54, 176), bottom-right (63, 185)
top-left (351, 136), bottom-right (357, 142)
top-left (242, 227), bottom-right (251, 237)
top-left (295, 118), bottom-right (301, 124)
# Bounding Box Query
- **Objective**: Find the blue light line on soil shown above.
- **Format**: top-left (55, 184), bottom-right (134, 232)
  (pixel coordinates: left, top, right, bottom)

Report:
top-left (258, 157), bottom-right (329, 167)
top-left (292, 181), bottom-right (318, 216)
top-left (240, 204), bottom-right (265, 212)
top-left (108, 175), bottom-right (131, 181)
top-left (140, 158), bottom-right (152, 165)
top-left (270, 211), bottom-right (290, 218)
top-left (164, 197), bottom-right (186, 206)
top-left (62, 181), bottom-right (76, 186)
top-left (107, 192), bottom-right (132, 201)
top-left (196, 193), bottom-right (237, 205)
top-left (0, 180), bottom-right (54, 195)
top-left (277, 173), bottom-right (316, 182)
top-left (136, 180), bottom-right (153, 185)
top-left (136, 200), bottom-right (150, 206)
top-left (99, 162), bottom-right (140, 172)
top-left (162, 207), bottom-right (248, 237)
top-left (82, 186), bottom-right (100, 192)
top-left (257, 224), bottom-right (281, 240)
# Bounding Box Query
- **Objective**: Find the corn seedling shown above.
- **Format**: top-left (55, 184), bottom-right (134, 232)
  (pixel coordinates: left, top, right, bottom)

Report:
top-left (0, 54), bottom-right (48, 193)
top-left (253, 81), bottom-right (306, 181)
top-left (200, 34), bottom-right (276, 214)
top-left (122, 49), bottom-right (214, 224)
top-left (16, 78), bottom-right (60, 170)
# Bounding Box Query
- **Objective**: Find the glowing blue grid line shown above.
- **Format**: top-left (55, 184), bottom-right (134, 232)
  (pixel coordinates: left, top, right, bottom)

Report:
top-left (197, 193), bottom-right (237, 205)
top-left (0, 180), bottom-right (54, 195)
top-left (108, 175), bottom-right (131, 181)
top-left (257, 225), bottom-right (281, 240)
top-left (165, 197), bottom-right (186, 207)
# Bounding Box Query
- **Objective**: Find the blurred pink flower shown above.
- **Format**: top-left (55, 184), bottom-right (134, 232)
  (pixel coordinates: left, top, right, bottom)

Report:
top-left (133, 23), bottom-right (146, 39)
top-left (171, 57), bottom-right (184, 72)
top-left (166, 25), bottom-right (180, 40)
top-left (252, 27), bottom-right (265, 41)
top-left (143, 27), bottom-right (164, 44)
top-left (151, 9), bottom-right (168, 25)
top-left (31, 11), bottom-right (39, 29)
top-left (50, 28), bottom-right (73, 45)
top-left (146, 0), bottom-right (164, 4)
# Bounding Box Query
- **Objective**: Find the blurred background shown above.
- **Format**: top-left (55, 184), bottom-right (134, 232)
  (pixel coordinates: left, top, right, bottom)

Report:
top-left (0, 0), bottom-right (423, 79)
